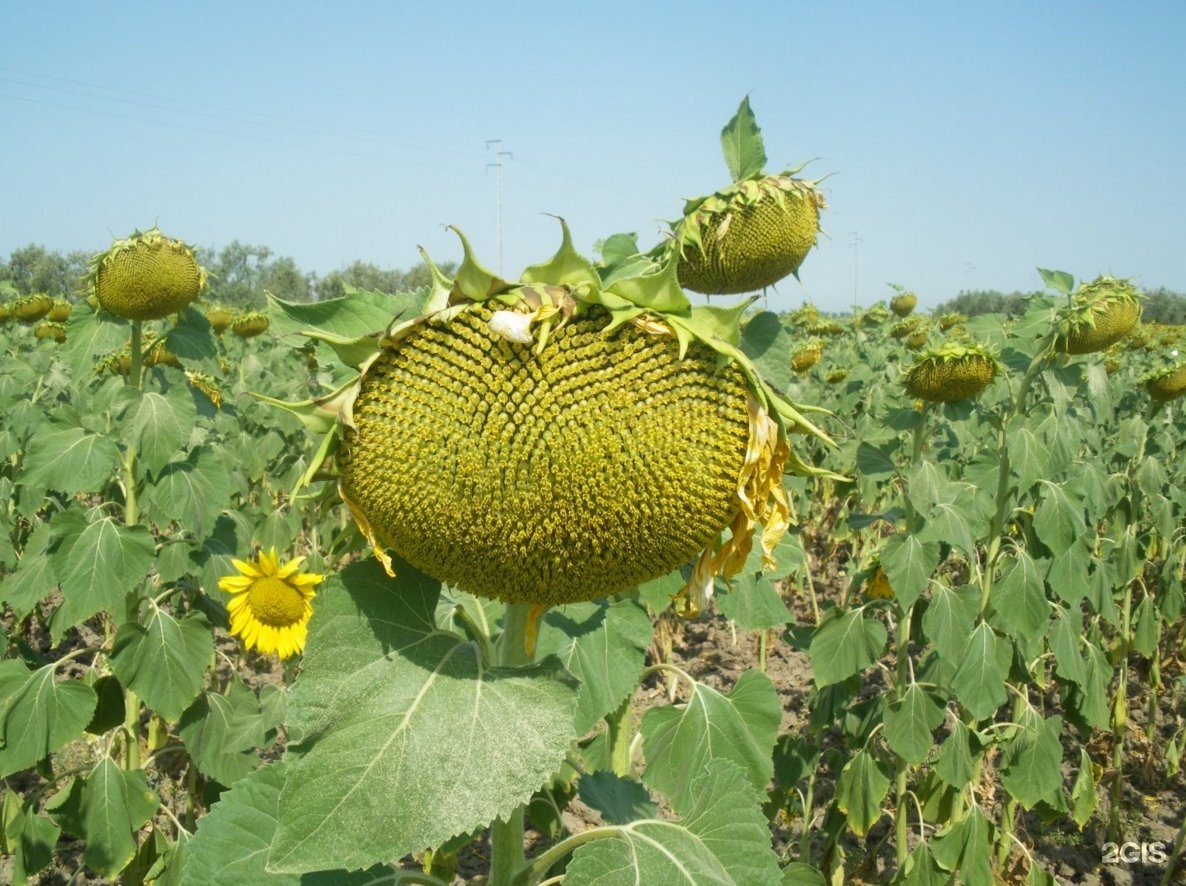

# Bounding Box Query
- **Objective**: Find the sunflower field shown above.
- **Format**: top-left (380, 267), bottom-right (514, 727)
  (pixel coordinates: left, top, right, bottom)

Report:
top-left (2, 100), bottom-right (1184, 886)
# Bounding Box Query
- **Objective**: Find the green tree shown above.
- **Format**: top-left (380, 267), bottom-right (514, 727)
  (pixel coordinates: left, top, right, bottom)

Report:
top-left (0, 244), bottom-right (91, 298)
top-left (312, 259), bottom-right (453, 301)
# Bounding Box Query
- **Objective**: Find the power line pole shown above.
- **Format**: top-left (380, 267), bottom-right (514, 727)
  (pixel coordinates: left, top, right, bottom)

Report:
top-left (849, 232), bottom-right (863, 311)
top-left (486, 140), bottom-right (513, 274)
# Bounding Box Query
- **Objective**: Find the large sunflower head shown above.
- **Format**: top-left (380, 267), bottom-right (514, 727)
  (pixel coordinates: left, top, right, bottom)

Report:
top-left (87, 227), bottom-right (207, 321)
top-left (264, 222), bottom-right (837, 617)
top-left (659, 97), bottom-right (827, 296)
top-left (1054, 275), bottom-right (1142, 355)
top-left (218, 548), bottom-right (323, 659)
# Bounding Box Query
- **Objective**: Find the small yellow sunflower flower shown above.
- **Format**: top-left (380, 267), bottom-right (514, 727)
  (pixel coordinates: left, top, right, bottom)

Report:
top-left (218, 548), bottom-right (323, 659)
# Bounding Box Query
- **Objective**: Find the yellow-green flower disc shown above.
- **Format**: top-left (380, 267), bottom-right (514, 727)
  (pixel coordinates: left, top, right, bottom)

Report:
top-left (231, 310), bottom-right (270, 338)
top-left (91, 228), bottom-right (206, 321)
top-left (1147, 364), bottom-right (1186, 401)
top-left (905, 343), bottom-right (998, 403)
top-left (34, 321), bottom-right (67, 343)
top-left (12, 293), bottom-right (54, 323)
top-left (46, 299), bottom-right (73, 322)
top-left (338, 305), bottom-right (752, 606)
top-left (0, 303), bottom-right (10, 323)
top-left (1056, 276), bottom-right (1142, 355)
top-left (205, 304), bottom-right (235, 333)
top-left (890, 292), bottom-right (917, 318)
top-left (676, 176), bottom-right (825, 295)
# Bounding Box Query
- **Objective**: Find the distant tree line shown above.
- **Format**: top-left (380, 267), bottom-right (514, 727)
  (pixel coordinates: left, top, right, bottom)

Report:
top-left (0, 241), bottom-right (455, 309)
top-left (934, 286), bottom-right (1186, 325)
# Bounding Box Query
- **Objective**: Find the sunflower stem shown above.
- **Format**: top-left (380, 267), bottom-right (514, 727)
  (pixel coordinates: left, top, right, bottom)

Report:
top-left (490, 602), bottom-right (537, 885)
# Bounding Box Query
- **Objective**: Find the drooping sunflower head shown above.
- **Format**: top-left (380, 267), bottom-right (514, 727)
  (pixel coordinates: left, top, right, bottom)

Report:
top-left (46, 299), bottom-right (73, 323)
top-left (890, 291), bottom-right (917, 318)
top-left (1054, 275), bottom-right (1142, 355)
top-left (825, 369), bottom-right (849, 385)
top-left (905, 341), bottom-right (1000, 403)
top-left (1142, 360), bottom-right (1186, 402)
top-left (205, 303), bottom-right (236, 334)
top-left (12, 293), bottom-right (54, 323)
top-left (890, 318), bottom-right (919, 339)
top-left (661, 97), bottom-right (826, 296)
top-left (231, 310), bottom-right (270, 338)
top-left (218, 547), bottom-right (323, 659)
top-left (269, 222), bottom-right (836, 616)
top-left (34, 321), bottom-right (67, 343)
top-left (790, 339), bottom-right (823, 373)
top-left (87, 228), bottom-right (207, 321)
top-left (937, 312), bottom-right (966, 332)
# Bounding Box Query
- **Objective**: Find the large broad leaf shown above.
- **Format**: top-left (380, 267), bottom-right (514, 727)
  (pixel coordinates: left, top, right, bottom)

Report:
top-left (1007, 427), bottom-right (1049, 495)
top-left (181, 763), bottom-right (385, 886)
top-left (921, 583), bottom-right (979, 664)
top-left (48, 516), bottom-right (156, 644)
top-left (930, 805), bottom-right (994, 884)
top-left (267, 288), bottom-right (421, 340)
top-left (0, 521), bottom-right (60, 618)
top-left (163, 306), bottom-right (217, 361)
top-left (143, 447), bottom-right (233, 539)
top-left (835, 748), bottom-right (891, 836)
top-left (1033, 480), bottom-right (1087, 556)
top-left (110, 608), bottom-right (214, 722)
top-left (121, 387), bottom-right (197, 475)
top-left (808, 607), bottom-right (887, 688)
top-left (178, 677), bottom-right (271, 786)
top-left (883, 683), bottom-right (946, 765)
top-left (935, 720), bottom-right (979, 789)
top-left (879, 534), bottom-right (939, 610)
top-left (720, 96), bottom-right (767, 182)
top-left (999, 712), bottom-right (1063, 810)
top-left (62, 301), bottom-right (129, 380)
top-left (577, 770), bottom-right (658, 825)
top-left (717, 572), bottom-right (793, 630)
top-left (19, 425), bottom-right (120, 496)
top-left (564, 760), bottom-right (781, 886)
top-left (949, 622), bottom-right (1009, 720)
top-left (76, 757), bottom-right (159, 878)
top-left (640, 669), bottom-right (781, 813)
top-left (267, 560), bottom-right (580, 873)
top-left (535, 597), bottom-right (653, 735)
top-left (0, 664), bottom-right (97, 778)
top-left (918, 482), bottom-right (992, 556)
top-left (990, 550), bottom-right (1050, 646)
top-left (739, 311), bottom-right (793, 394)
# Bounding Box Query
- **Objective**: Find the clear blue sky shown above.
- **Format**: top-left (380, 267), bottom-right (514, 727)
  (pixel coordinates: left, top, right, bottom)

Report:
top-left (2, 1), bottom-right (1183, 314)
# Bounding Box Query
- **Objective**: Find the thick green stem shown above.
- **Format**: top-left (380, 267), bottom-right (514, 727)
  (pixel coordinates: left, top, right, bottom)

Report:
top-left (490, 603), bottom-right (537, 885)
top-left (122, 689), bottom-right (141, 771)
top-left (893, 606), bottom-right (914, 868)
top-left (605, 696), bottom-right (634, 778)
top-left (1108, 581), bottom-right (1134, 843)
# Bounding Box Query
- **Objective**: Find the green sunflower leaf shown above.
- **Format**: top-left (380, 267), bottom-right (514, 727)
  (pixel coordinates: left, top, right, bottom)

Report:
top-left (121, 387), bottom-right (198, 475)
top-left (0, 664), bottom-right (96, 778)
top-left (47, 516), bottom-right (156, 644)
top-left (835, 747), bottom-right (891, 837)
top-left (949, 622), bottom-right (1009, 720)
top-left (182, 763), bottom-right (386, 886)
top-left (808, 606), bottom-right (888, 688)
top-left (639, 669), bottom-right (781, 814)
top-left (564, 760), bottom-right (781, 886)
top-left (76, 758), bottom-right (158, 878)
top-left (177, 677), bottom-right (268, 787)
top-left (535, 597), bottom-right (653, 735)
top-left (577, 770), bottom-right (658, 825)
top-left (266, 288), bottom-right (421, 341)
top-left (267, 559), bottom-right (580, 874)
top-left (110, 608), bottom-right (214, 722)
top-left (883, 683), bottom-right (946, 765)
top-left (18, 424), bottom-right (120, 496)
top-left (143, 447), bottom-right (233, 540)
top-left (720, 95), bottom-right (767, 183)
